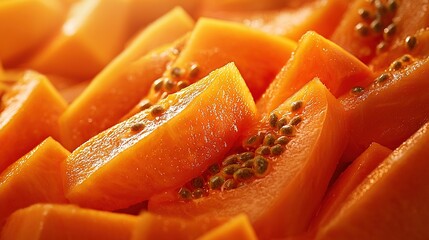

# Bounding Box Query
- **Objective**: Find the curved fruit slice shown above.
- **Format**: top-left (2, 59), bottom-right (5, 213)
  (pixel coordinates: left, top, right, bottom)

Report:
top-left (197, 214), bottom-right (257, 240)
top-left (0, 71), bottom-right (67, 173)
top-left (0, 137), bottom-right (69, 226)
top-left (203, 0), bottom-right (349, 41)
top-left (124, 17), bottom-right (296, 119)
top-left (65, 63), bottom-right (256, 210)
top-left (59, 7), bottom-right (194, 150)
top-left (310, 142), bottom-right (391, 229)
top-left (315, 121), bottom-right (429, 239)
top-left (257, 31), bottom-right (373, 114)
top-left (24, 0), bottom-right (130, 79)
top-left (340, 57), bottom-right (429, 161)
top-left (331, 0), bottom-right (429, 64)
top-left (0, 0), bottom-right (64, 66)
top-left (148, 79), bottom-right (348, 239)
top-left (0, 204), bottom-right (137, 240)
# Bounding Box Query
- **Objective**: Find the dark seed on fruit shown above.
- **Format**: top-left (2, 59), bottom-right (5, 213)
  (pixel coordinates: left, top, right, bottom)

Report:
top-left (222, 164), bottom-right (241, 176)
top-left (383, 23), bottom-right (396, 39)
top-left (240, 152), bottom-right (255, 161)
top-left (207, 163), bottom-right (220, 175)
top-left (209, 175), bottom-right (225, 189)
top-left (375, 73), bottom-right (390, 83)
top-left (222, 154), bottom-right (240, 166)
top-left (171, 67), bottom-right (185, 78)
top-left (390, 60), bottom-right (402, 71)
top-left (275, 136), bottom-right (290, 145)
top-left (358, 8), bottom-right (371, 20)
top-left (191, 176), bottom-right (205, 189)
top-left (177, 80), bottom-right (189, 90)
top-left (192, 188), bottom-right (204, 199)
top-left (280, 125), bottom-right (295, 136)
top-left (178, 187), bottom-right (192, 200)
top-left (269, 113), bottom-right (278, 128)
top-left (351, 86), bottom-right (365, 94)
top-left (153, 78), bottom-right (164, 92)
top-left (241, 159), bottom-right (254, 168)
top-left (233, 168), bottom-right (254, 181)
top-left (139, 100), bottom-right (152, 111)
top-left (291, 100), bottom-right (303, 112)
top-left (222, 179), bottom-right (236, 190)
top-left (405, 36), bottom-right (417, 50)
top-left (276, 117), bottom-right (288, 129)
top-left (263, 133), bottom-right (276, 146)
top-left (376, 41), bottom-right (388, 54)
top-left (253, 156), bottom-right (269, 176)
top-left (290, 115), bottom-right (302, 126)
top-left (270, 144), bottom-right (285, 156)
top-left (401, 54), bottom-right (412, 62)
top-left (130, 123), bottom-right (145, 132)
top-left (387, 0), bottom-right (398, 12)
top-left (256, 146), bottom-right (271, 156)
top-left (370, 19), bottom-right (383, 33)
top-left (244, 135), bottom-right (259, 147)
top-left (188, 63), bottom-right (200, 78)
top-left (355, 23), bottom-right (370, 36)
top-left (374, 0), bottom-right (387, 15)
top-left (151, 105), bottom-right (165, 116)
top-left (164, 78), bottom-right (176, 92)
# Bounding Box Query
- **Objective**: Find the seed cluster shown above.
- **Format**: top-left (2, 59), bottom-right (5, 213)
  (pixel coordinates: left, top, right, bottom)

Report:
top-left (373, 54), bottom-right (415, 85)
top-left (355, 0), bottom-right (399, 54)
top-left (177, 101), bottom-right (305, 201)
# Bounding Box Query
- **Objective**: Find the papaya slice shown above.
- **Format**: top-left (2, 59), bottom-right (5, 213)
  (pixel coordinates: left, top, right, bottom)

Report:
top-left (24, 0), bottom-right (131, 80)
top-left (0, 204), bottom-right (137, 240)
top-left (124, 17), bottom-right (297, 119)
top-left (340, 56), bottom-right (429, 161)
top-left (257, 31), bottom-right (373, 114)
top-left (148, 79), bottom-right (348, 239)
top-left (0, 137), bottom-right (69, 226)
top-left (0, 71), bottom-right (67, 173)
top-left (331, 0), bottom-right (429, 64)
top-left (65, 63), bottom-right (256, 210)
top-left (0, 0), bottom-right (65, 66)
top-left (202, 0), bottom-right (350, 41)
top-left (59, 7), bottom-right (194, 150)
top-left (197, 214), bottom-right (257, 240)
top-left (310, 142), bottom-right (391, 229)
top-left (315, 121), bottom-right (429, 239)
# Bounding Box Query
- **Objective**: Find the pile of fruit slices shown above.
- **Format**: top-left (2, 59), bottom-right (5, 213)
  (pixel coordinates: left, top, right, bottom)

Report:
top-left (1, 0), bottom-right (429, 239)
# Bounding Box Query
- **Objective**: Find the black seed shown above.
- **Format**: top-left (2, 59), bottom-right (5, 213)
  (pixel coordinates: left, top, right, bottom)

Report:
top-left (376, 41), bottom-right (388, 54)
top-left (263, 133), bottom-right (276, 146)
top-left (189, 63), bottom-right (200, 78)
top-left (233, 168), bottom-right (254, 181)
top-left (291, 100), bottom-right (303, 112)
top-left (139, 100), bottom-right (152, 111)
top-left (209, 175), bottom-right (225, 190)
top-left (178, 187), bottom-right (192, 200)
top-left (164, 78), bottom-right (176, 92)
top-left (358, 8), bottom-right (371, 20)
top-left (191, 176), bottom-right (205, 189)
top-left (207, 163), bottom-right (220, 175)
top-left (387, 0), bottom-right (398, 12)
top-left (276, 117), bottom-right (288, 129)
top-left (270, 144), bottom-right (285, 156)
top-left (253, 156), bottom-right (269, 176)
top-left (280, 125), bottom-right (295, 136)
top-left (177, 80), bottom-right (189, 90)
top-left (241, 159), bottom-right (254, 168)
top-left (390, 60), bottom-right (402, 71)
top-left (351, 86), bottom-right (365, 94)
top-left (171, 67), bottom-right (185, 78)
top-left (222, 179), bottom-right (236, 190)
top-left (355, 23), bottom-right (370, 36)
top-left (192, 188), bottom-right (204, 199)
top-left (151, 105), bottom-right (165, 116)
top-left (244, 134), bottom-right (260, 148)
top-left (405, 36), bottom-right (417, 50)
top-left (375, 73), bottom-right (390, 83)
top-left (239, 152), bottom-right (255, 161)
top-left (222, 164), bottom-right (241, 176)
top-left (269, 113), bottom-right (278, 128)
top-left (275, 136), bottom-right (290, 145)
top-left (374, 0), bottom-right (387, 15)
top-left (370, 19), bottom-right (383, 33)
top-left (256, 146), bottom-right (271, 156)
top-left (153, 78), bottom-right (164, 92)
top-left (130, 123), bottom-right (145, 132)
top-left (401, 54), bottom-right (412, 62)
top-left (222, 154), bottom-right (240, 166)
top-left (383, 23), bottom-right (396, 40)
top-left (289, 115), bottom-right (302, 126)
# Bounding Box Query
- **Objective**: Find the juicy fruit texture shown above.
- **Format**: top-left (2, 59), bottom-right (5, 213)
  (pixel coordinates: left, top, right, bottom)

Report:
top-left (0, 0), bottom-right (65, 66)
top-left (0, 204), bottom-right (137, 240)
top-left (197, 214), bottom-right (257, 240)
top-left (0, 138), bottom-right (69, 226)
top-left (341, 57), bottom-right (429, 161)
top-left (149, 79), bottom-right (348, 239)
top-left (257, 31), bottom-right (373, 114)
top-left (0, 71), bottom-right (67, 173)
top-left (24, 0), bottom-right (130, 80)
top-left (59, 7), bottom-right (194, 150)
top-left (311, 142), bottom-right (392, 229)
top-left (65, 63), bottom-right (256, 210)
top-left (315, 121), bottom-right (429, 240)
